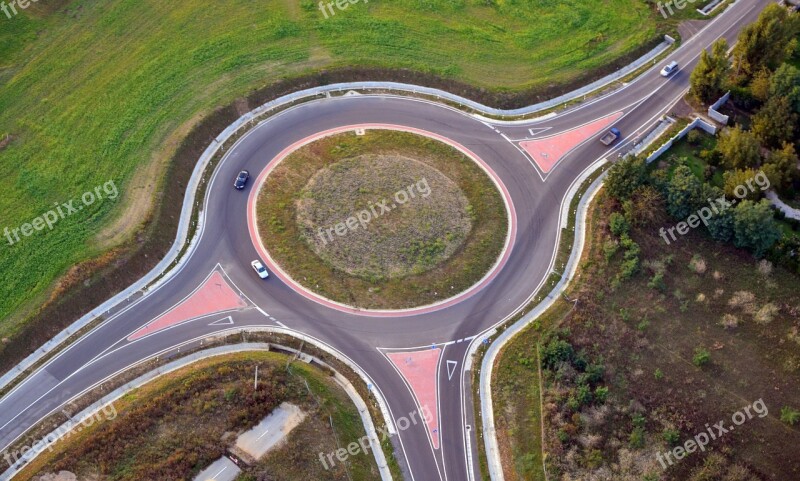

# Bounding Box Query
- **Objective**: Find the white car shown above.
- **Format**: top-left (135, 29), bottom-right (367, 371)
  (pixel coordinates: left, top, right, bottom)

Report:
top-left (660, 60), bottom-right (679, 77)
top-left (251, 260), bottom-right (269, 279)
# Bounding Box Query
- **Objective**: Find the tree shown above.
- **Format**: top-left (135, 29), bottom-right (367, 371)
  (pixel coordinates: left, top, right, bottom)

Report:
top-left (732, 4), bottom-right (800, 79)
top-left (723, 169), bottom-right (761, 201)
top-left (691, 38), bottom-right (730, 103)
top-left (749, 68), bottom-right (772, 102)
top-left (762, 143), bottom-right (799, 191)
top-left (624, 185), bottom-right (665, 227)
top-left (707, 207), bottom-right (735, 243)
top-left (701, 184), bottom-right (735, 242)
top-left (666, 165), bottom-right (702, 219)
top-left (752, 96), bottom-right (797, 149)
top-left (716, 126), bottom-right (761, 170)
top-left (605, 156), bottom-right (646, 201)
top-left (733, 199), bottom-right (782, 257)
top-left (769, 64), bottom-right (800, 114)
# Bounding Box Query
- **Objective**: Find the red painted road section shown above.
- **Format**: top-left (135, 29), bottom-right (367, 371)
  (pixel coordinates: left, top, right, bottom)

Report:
top-left (247, 124), bottom-right (518, 318)
top-left (129, 271), bottom-right (246, 341)
top-left (520, 112), bottom-right (623, 173)
top-left (387, 348), bottom-right (442, 449)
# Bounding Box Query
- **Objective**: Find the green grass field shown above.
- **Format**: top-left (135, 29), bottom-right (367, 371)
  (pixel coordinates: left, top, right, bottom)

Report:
top-left (0, 0), bottom-right (656, 336)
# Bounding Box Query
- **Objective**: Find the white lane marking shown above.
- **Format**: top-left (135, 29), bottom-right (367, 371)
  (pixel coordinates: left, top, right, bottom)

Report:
top-left (212, 465), bottom-right (228, 479)
top-left (447, 360), bottom-right (458, 381)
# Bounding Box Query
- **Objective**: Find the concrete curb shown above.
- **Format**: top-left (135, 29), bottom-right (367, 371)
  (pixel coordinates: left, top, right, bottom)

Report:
top-left (478, 168), bottom-right (609, 480)
top-left (0, 341), bottom-right (393, 481)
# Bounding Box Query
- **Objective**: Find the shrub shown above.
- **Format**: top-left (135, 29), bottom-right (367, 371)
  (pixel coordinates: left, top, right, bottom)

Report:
top-left (609, 212), bottom-right (630, 237)
top-left (780, 406), bottom-right (800, 425)
top-left (594, 386), bottom-right (609, 404)
top-left (603, 239), bottom-right (619, 262)
top-left (542, 338), bottom-right (575, 369)
top-left (663, 428), bottom-right (681, 445)
top-left (693, 347), bottom-right (711, 367)
top-left (688, 254), bottom-right (707, 274)
top-left (647, 271), bottom-right (666, 292)
top-left (728, 291), bottom-right (757, 314)
top-left (755, 303), bottom-right (780, 324)
top-left (687, 129), bottom-right (703, 145)
top-left (720, 314), bottom-right (739, 329)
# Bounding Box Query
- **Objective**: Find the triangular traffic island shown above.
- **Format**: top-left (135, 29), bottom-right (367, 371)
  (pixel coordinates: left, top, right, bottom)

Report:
top-left (520, 111), bottom-right (624, 174)
top-left (128, 271), bottom-right (247, 341)
top-left (386, 348), bottom-right (442, 449)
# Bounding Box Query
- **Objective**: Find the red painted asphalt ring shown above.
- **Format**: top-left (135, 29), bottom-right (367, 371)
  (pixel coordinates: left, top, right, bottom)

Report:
top-left (246, 124), bottom-right (518, 318)
top-left (520, 111), bottom-right (623, 174)
top-left (129, 271), bottom-right (247, 341)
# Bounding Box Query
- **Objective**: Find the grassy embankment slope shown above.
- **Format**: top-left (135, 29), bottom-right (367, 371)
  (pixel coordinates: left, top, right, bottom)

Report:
top-left (0, 0), bottom-right (657, 342)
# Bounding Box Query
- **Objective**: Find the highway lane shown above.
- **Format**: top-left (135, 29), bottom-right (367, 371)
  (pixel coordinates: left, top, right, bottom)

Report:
top-left (0, 1), bottom-right (771, 479)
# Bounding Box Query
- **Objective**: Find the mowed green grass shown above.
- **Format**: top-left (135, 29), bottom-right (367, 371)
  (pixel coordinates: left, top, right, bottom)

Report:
top-left (0, 0), bottom-right (655, 336)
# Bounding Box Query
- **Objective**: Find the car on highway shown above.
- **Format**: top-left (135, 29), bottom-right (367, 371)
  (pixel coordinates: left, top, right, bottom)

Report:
top-left (251, 259), bottom-right (269, 279)
top-left (234, 170), bottom-right (250, 190)
top-left (660, 60), bottom-right (679, 77)
top-left (599, 127), bottom-right (621, 146)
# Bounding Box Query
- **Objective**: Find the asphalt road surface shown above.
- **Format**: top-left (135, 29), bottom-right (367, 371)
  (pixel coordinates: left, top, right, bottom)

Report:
top-left (0, 2), bottom-right (771, 480)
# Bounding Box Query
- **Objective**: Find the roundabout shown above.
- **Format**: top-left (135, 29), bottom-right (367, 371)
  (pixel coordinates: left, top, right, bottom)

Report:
top-left (0, 3), bottom-right (771, 480)
top-left (249, 127), bottom-right (514, 315)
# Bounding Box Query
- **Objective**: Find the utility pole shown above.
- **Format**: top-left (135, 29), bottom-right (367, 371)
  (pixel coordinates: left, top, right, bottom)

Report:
top-left (254, 365), bottom-right (259, 390)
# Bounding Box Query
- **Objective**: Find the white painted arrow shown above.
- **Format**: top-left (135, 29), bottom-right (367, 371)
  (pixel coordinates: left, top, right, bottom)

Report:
top-left (446, 360), bottom-right (458, 381)
top-left (209, 316), bottom-right (234, 326)
top-left (528, 127), bottom-right (552, 136)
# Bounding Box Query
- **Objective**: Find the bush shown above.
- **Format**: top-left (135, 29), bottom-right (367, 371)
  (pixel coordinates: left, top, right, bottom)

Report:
top-left (609, 212), bottom-right (630, 237)
top-left (594, 386), bottom-right (609, 404)
top-left (606, 156), bottom-right (646, 201)
top-left (687, 129), bottom-right (703, 145)
top-left (663, 428), bottom-right (681, 445)
top-left (780, 406), bottom-right (800, 425)
top-left (603, 239), bottom-right (619, 262)
top-left (693, 347), bottom-right (711, 367)
top-left (542, 338), bottom-right (575, 369)
top-left (647, 271), bottom-right (666, 291)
